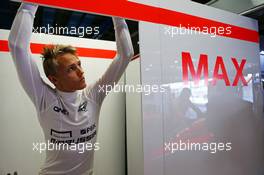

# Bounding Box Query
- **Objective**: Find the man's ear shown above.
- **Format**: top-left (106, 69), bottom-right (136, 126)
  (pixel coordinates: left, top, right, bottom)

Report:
top-left (48, 75), bottom-right (58, 86)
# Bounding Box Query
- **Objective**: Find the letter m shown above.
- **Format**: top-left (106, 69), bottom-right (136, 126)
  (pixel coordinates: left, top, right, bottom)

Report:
top-left (182, 52), bottom-right (208, 85)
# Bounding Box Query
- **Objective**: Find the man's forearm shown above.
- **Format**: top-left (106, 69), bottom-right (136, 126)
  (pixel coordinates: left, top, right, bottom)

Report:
top-left (8, 3), bottom-right (45, 109)
top-left (8, 3), bottom-right (38, 51)
top-left (88, 17), bottom-right (134, 105)
top-left (112, 17), bottom-right (134, 60)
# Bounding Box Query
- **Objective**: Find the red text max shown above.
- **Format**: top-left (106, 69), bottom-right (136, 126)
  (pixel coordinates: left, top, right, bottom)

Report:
top-left (182, 52), bottom-right (247, 86)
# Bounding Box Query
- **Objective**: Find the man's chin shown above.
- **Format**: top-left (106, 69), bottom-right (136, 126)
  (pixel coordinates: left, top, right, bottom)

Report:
top-left (72, 82), bottom-right (87, 91)
top-left (79, 83), bottom-right (87, 90)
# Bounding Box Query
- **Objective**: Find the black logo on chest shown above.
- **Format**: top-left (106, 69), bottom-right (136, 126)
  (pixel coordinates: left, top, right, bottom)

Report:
top-left (78, 101), bottom-right (88, 112)
top-left (53, 106), bottom-right (69, 115)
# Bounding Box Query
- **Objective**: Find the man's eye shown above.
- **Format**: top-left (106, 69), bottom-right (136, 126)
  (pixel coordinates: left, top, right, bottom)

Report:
top-left (68, 66), bottom-right (76, 72)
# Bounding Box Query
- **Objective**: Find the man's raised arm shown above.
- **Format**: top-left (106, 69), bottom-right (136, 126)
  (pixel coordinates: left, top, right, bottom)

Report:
top-left (8, 3), bottom-right (45, 109)
top-left (88, 17), bottom-right (134, 105)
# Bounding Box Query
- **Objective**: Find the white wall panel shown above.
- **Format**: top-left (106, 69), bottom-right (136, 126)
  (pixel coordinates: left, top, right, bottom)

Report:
top-left (126, 58), bottom-right (144, 175)
top-left (138, 1), bottom-right (264, 175)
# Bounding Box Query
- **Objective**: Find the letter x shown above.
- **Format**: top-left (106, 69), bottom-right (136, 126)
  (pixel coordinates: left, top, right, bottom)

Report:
top-left (232, 58), bottom-right (247, 86)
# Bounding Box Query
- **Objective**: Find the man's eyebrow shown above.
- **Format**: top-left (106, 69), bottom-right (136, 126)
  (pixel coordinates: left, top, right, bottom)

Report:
top-left (67, 63), bottom-right (76, 68)
top-left (67, 61), bottom-right (81, 68)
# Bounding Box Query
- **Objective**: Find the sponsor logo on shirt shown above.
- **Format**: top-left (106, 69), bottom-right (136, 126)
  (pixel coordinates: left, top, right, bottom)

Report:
top-left (53, 106), bottom-right (69, 116)
top-left (49, 123), bottom-right (97, 144)
top-left (50, 129), bottom-right (72, 138)
top-left (78, 101), bottom-right (88, 112)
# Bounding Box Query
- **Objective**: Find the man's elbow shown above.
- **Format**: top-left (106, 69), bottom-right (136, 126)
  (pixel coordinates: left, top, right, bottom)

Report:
top-left (8, 35), bottom-right (16, 52)
top-left (7, 35), bottom-right (20, 53)
top-left (126, 47), bottom-right (134, 60)
top-left (8, 35), bottom-right (26, 53)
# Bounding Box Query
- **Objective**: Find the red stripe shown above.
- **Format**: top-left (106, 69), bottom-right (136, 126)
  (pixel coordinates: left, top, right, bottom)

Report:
top-left (0, 40), bottom-right (116, 59)
top-left (23, 0), bottom-right (259, 43)
top-left (0, 40), bottom-right (9, 52)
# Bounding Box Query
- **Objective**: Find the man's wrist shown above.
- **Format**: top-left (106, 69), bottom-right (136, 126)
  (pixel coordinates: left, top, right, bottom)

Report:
top-left (112, 17), bottom-right (127, 30)
top-left (19, 3), bottom-right (39, 16)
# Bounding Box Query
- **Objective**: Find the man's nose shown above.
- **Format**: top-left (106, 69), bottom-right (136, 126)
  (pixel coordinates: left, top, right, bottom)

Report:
top-left (77, 66), bottom-right (84, 76)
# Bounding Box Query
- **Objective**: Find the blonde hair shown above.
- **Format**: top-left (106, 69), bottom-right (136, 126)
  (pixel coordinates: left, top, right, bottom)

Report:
top-left (41, 45), bottom-right (77, 77)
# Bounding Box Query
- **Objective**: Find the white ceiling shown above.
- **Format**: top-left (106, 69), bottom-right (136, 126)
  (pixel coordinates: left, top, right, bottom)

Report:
top-left (209, 0), bottom-right (264, 13)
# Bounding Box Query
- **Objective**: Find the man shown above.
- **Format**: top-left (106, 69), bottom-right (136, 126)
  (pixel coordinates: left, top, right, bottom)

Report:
top-left (8, 3), bottom-right (134, 175)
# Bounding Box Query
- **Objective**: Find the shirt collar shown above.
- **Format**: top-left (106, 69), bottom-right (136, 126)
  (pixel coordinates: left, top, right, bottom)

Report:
top-left (56, 89), bottom-right (81, 101)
